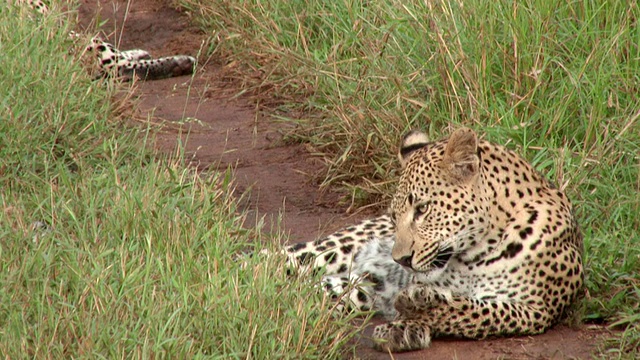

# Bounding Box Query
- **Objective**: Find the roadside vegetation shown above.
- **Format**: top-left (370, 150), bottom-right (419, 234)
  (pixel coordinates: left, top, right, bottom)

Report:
top-left (179, 0), bottom-right (640, 356)
top-left (0, 3), bottom-right (357, 358)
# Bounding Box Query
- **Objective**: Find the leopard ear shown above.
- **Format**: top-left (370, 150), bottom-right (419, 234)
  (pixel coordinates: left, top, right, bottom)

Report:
top-left (398, 130), bottom-right (430, 168)
top-left (442, 128), bottom-right (479, 181)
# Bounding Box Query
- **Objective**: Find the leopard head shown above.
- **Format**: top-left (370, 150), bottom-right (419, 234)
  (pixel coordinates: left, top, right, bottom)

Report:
top-left (390, 128), bottom-right (487, 272)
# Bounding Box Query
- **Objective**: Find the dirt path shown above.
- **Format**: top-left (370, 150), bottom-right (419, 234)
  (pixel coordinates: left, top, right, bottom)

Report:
top-left (77, 1), bottom-right (609, 358)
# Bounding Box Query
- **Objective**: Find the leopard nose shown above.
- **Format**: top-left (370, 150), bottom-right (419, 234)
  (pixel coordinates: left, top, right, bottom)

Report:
top-left (395, 254), bottom-right (413, 269)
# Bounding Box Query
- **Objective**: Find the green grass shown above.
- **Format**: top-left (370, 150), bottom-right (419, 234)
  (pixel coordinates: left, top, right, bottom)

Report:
top-left (179, 0), bottom-right (640, 356)
top-left (0, 2), bottom-right (358, 358)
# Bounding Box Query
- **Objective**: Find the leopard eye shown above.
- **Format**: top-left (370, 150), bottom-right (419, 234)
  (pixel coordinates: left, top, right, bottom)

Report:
top-left (414, 203), bottom-right (430, 219)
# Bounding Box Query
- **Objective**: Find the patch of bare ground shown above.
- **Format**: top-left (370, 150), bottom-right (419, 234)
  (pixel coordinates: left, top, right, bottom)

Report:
top-left (77, 0), bottom-right (611, 358)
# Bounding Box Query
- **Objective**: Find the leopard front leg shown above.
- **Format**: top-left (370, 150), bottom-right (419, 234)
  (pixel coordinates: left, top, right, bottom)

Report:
top-left (433, 299), bottom-right (551, 339)
top-left (372, 286), bottom-right (554, 352)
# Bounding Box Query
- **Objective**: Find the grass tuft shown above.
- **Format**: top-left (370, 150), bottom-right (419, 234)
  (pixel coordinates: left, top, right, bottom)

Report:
top-left (0, 2), bottom-right (358, 358)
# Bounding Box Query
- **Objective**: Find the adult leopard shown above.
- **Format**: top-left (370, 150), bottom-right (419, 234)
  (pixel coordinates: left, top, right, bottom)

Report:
top-left (284, 127), bottom-right (584, 352)
top-left (15, 0), bottom-right (196, 81)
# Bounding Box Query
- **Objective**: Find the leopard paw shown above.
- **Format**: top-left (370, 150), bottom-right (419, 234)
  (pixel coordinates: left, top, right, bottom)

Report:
top-left (394, 284), bottom-right (439, 314)
top-left (372, 320), bottom-right (431, 352)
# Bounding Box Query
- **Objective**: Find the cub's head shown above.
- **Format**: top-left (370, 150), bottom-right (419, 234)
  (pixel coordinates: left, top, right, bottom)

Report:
top-left (390, 128), bottom-right (485, 272)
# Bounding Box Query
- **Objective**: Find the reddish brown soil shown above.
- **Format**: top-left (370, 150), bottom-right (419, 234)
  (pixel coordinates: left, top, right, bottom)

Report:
top-left (77, 1), bottom-right (610, 358)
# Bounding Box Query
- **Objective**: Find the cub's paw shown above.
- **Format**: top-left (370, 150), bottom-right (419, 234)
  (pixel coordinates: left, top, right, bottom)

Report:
top-left (321, 275), bottom-right (349, 301)
top-left (372, 320), bottom-right (431, 352)
top-left (394, 284), bottom-right (439, 314)
top-left (321, 274), bottom-right (373, 315)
